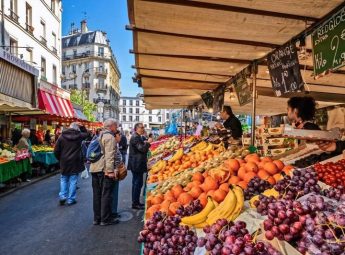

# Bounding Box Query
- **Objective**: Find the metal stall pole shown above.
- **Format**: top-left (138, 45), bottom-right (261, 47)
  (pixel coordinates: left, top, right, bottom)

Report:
top-left (250, 63), bottom-right (257, 146)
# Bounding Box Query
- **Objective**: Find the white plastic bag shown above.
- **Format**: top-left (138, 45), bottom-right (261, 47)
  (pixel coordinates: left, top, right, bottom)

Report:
top-left (81, 169), bottom-right (89, 179)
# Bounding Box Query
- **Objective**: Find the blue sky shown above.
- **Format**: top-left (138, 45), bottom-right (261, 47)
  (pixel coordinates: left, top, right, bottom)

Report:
top-left (61, 0), bottom-right (142, 97)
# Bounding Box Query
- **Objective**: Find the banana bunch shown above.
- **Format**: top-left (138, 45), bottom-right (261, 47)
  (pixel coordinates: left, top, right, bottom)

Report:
top-left (168, 148), bottom-right (184, 162)
top-left (191, 141), bottom-right (208, 152)
top-left (200, 143), bottom-right (214, 153)
top-left (181, 197), bottom-right (216, 226)
top-left (206, 185), bottom-right (244, 225)
top-left (149, 160), bottom-right (167, 175)
top-left (182, 136), bottom-right (195, 146)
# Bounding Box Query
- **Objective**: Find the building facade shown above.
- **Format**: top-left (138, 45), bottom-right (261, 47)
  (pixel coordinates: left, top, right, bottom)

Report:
top-left (61, 21), bottom-right (121, 122)
top-left (0, 0), bottom-right (62, 86)
top-left (119, 95), bottom-right (171, 132)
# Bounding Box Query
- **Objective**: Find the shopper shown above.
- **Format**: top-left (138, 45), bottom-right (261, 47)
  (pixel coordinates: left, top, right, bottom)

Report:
top-left (90, 118), bottom-right (120, 226)
top-left (118, 132), bottom-right (128, 165)
top-left (287, 96), bottom-right (320, 130)
top-left (112, 131), bottom-right (124, 218)
top-left (128, 123), bottom-right (152, 209)
top-left (54, 122), bottom-right (87, 206)
top-left (17, 128), bottom-right (33, 182)
top-left (44, 130), bottom-right (52, 144)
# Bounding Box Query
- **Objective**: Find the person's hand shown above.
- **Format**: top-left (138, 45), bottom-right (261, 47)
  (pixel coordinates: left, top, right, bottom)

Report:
top-left (147, 138), bottom-right (153, 143)
top-left (105, 171), bottom-right (116, 179)
top-left (316, 141), bottom-right (337, 152)
top-left (114, 170), bottom-right (119, 179)
top-left (215, 122), bottom-right (223, 129)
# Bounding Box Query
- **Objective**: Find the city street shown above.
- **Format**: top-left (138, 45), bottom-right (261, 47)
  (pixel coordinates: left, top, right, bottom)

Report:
top-left (0, 173), bottom-right (143, 255)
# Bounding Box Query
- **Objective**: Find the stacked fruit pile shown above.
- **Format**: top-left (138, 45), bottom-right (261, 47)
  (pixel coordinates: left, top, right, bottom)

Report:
top-left (32, 145), bottom-right (54, 152)
top-left (314, 159), bottom-right (345, 187)
top-left (150, 136), bottom-right (181, 157)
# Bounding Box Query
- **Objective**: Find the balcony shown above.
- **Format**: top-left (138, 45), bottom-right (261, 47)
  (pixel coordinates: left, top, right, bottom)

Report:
top-left (8, 9), bottom-right (19, 23)
top-left (93, 98), bottom-right (110, 105)
top-left (25, 23), bottom-right (34, 34)
top-left (68, 84), bottom-right (78, 90)
top-left (62, 51), bottom-right (91, 61)
top-left (52, 47), bottom-right (58, 55)
top-left (95, 67), bottom-right (107, 77)
top-left (40, 36), bottom-right (47, 47)
top-left (95, 83), bottom-right (108, 93)
top-left (82, 82), bottom-right (90, 89)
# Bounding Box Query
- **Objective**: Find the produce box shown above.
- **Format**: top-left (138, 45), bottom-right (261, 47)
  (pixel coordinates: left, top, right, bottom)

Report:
top-left (258, 126), bottom-right (284, 136)
top-left (261, 147), bottom-right (292, 157)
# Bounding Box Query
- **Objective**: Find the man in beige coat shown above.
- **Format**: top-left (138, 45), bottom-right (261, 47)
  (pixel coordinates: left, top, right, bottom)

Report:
top-left (90, 118), bottom-right (119, 226)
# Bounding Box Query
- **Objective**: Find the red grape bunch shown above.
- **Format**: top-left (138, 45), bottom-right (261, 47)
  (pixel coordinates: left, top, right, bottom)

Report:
top-left (274, 168), bottom-right (321, 199)
top-left (263, 199), bottom-right (307, 242)
top-left (322, 186), bottom-right (345, 201)
top-left (138, 211), bottom-right (198, 255)
top-left (176, 199), bottom-right (203, 217)
top-left (197, 219), bottom-right (282, 255)
top-left (253, 195), bottom-right (278, 216)
top-left (314, 159), bottom-right (345, 187)
top-left (244, 177), bottom-right (272, 200)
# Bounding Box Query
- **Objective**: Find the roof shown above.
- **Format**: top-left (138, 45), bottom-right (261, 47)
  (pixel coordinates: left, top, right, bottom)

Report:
top-left (62, 31), bottom-right (109, 48)
top-left (128, 0), bottom-right (345, 114)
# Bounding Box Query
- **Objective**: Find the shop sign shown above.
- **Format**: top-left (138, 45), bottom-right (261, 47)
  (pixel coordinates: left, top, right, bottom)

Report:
top-left (267, 43), bottom-right (304, 96)
top-left (0, 48), bottom-right (39, 76)
top-left (201, 91), bottom-right (214, 109)
top-left (312, 6), bottom-right (345, 76)
top-left (233, 70), bottom-right (252, 106)
top-left (39, 80), bottom-right (70, 100)
top-left (213, 85), bottom-right (225, 113)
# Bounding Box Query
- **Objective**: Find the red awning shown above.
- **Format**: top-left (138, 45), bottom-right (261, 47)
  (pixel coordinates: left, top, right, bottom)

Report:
top-left (38, 90), bottom-right (75, 118)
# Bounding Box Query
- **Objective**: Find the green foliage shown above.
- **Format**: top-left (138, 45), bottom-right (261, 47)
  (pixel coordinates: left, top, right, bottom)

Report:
top-left (70, 90), bottom-right (97, 121)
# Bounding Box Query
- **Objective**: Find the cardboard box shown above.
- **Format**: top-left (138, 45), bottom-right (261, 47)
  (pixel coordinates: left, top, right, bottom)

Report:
top-left (259, 127), bottom-right (284, 136)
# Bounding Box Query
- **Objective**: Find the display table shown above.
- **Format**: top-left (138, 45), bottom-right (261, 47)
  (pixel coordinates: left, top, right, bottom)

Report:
top-left (33, 152), bottom-right (58, 166)
top-left (0, 158), bottom-right (32, 183)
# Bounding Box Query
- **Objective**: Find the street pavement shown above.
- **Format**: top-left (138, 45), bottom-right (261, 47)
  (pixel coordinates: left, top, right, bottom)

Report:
top-left (0, 173), bottom-right (144, 255)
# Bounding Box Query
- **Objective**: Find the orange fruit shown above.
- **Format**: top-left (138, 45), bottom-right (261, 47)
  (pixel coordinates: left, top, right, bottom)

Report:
top-left (283, 165), bottom-right (294, 175)
top-left (237, 181), bottom-right (248, 190)
top-left (273, 173), bottom-right (283, 182)
top-left (228, 176), bottom-right (241, 185)
top-left (273, 160), bottom-right (285, 171)
top-left (267, 176), bottom-right (276, 185)
top-left (257, 170), bottom-right (269, 180)
top-left (264, 162), bottom-right (278, 175)
top-left (245, 162), bottom-right (259, 173)
top-left (237, 167), bottom-right (247, 180)
top-left (243, 172), bottom-right (257, 183)
top-left (261, 157), bottom-right (273, 162)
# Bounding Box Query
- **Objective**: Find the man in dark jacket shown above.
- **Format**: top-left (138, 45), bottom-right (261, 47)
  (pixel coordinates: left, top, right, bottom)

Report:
top-left (128, 123), bottom-right (152, 209)
top-left (118, 132), bottom-right (128, 165)
top-left (54, 123), bottom-right (88, 206)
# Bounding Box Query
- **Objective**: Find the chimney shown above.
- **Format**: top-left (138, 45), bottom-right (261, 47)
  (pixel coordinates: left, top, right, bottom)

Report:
top-left (81, 20), bottom-right (88, 33)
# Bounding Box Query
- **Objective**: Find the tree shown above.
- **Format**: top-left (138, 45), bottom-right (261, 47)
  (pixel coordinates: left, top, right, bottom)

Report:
top-left (70, 90), bottom-right (97, 122)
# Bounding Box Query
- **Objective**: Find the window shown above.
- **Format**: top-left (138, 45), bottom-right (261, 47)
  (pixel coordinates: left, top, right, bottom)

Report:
top-left (52, 32), bottom-right (57, 48)
top-left (62, 66), bottom-right (65, 75)
top-left (98, 77), bottom-right (105, 87)
top-left (41, 20), bottom-right (46, 38)
top-left (73, 49), bottom-right (77, 57)
top-left (41, 57), bottom-right (46, 78)
top-left (25, 3), bottom-right (32, 29)
top-left (136, 100), bottom-right (139, 106)
top-left (149, 116), bottom-right (152, 122)
top-left (149, 110), bottom-right (152, 114)
top-left (158, 117), bottom-right (162, 122)
top-left (84, 62), bottom-right (89, 71)
top-left (98, 47), bottom-right (104, 57)
top-left (26, 48), bottom-right (33, 63)
top-left (52, 65), bottom-right (57, 84)
top-left (135, 116), bottom-right (139, 121)
top-left (144, 124), bottom-right (147, 128)
top-left (63, 51), bottom-right (66, 59)
top-left (123, 100), bottom-right (126, 106)
top-left (136, 108), bottom-right (139, 114)
top-left (129, 108), bottom-right (133, 114)
top-left (10, 0), bottom-right (18, 21)
top-left (72, 64), bottom-right (76, 73)
top-left (166, 113), bottom-right (169, 119)
top-left (122, 115), bottom-right (126, 121)
top-left (122, 108), bottom-right (126, 114)
top-left (129, 116), bottom-right (133, 122)
top-left (51, 0), bottom-right (56, 13)
top-left (9, 38), bottom-right (18, 56)
top-left (130, 100), bottom-right (133, 106)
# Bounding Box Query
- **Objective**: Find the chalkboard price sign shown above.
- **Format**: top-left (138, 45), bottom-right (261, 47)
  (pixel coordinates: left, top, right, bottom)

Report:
top-left (201, 91), bottom-right (214, 109)
top-left (213, 85), bottom-right (225, 113)
top-left (267, 43), bottom-right (304, 97)
top-left (233, 71), bottom-right (252, 106)
top-left (312, 6), bottom-right (345, 76)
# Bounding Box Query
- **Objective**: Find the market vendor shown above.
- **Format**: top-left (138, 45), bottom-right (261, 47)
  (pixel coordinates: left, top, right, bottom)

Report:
top-left (217, 105), bottom-right (243, 139)
top-left (287, 96), bottom-right (320, 130)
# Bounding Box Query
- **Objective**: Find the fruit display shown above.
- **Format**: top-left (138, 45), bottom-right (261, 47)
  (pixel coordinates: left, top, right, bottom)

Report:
top-left (0, 148), bottom-right (16, 160)
top-left (138, 211), bottom-right (198, 255)
top-left (314, 159), bottom-right (345, 187)
top-left (198, 220), bottom-right (282, 255)
top-left (31, 145), bottom-right (54, 152)
top-left (150, 136), bottom-right (181, 157)
top-left (176, 200), bottom-right (203, 217)
top-left (292, 152), bottom-right (339, 168)
top-left (322, 186), bottom-right (345, 201)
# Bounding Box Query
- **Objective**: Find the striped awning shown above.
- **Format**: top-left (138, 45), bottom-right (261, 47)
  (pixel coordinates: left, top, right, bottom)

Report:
top-left (38, 89), bottom-right (75, 118)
